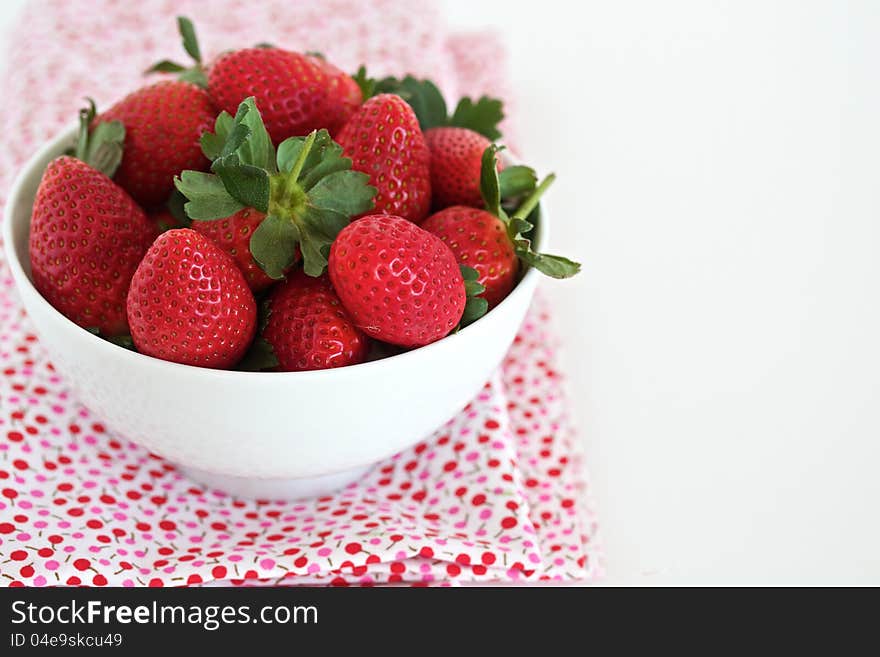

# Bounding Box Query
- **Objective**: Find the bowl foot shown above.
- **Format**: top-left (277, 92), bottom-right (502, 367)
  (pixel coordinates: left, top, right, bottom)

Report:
top-left (179, 464), bottom-right (372, 501)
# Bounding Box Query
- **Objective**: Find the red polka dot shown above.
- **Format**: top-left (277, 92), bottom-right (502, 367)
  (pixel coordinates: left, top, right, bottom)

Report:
top-left (92, 574), bottom-right (108, 586)
top-left (10, 550), bottom-right (28, 562)
top-left (73, 558), bottom-right (90, 571)
top-left (344, 542), bottom-right (361, 555)
top-left (212, 565), bottom-right (227, 579)
top-left (0, 522), bottom-right (14, 534)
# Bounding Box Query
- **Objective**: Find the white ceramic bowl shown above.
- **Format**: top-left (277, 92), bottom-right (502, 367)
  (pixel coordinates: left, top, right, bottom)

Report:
top-left (2, 126), bottom-right (543, 500)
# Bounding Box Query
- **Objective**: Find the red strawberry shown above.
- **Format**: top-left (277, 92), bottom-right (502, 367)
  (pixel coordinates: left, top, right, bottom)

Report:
top-left (30, 148), bottom-right (155, 336)
top-left (207, 48), bottom-right (359, 143)
top-left (262, 270), bottom-right (369, 371)
top-left (425, 127), bottom-right (499, 209)
top-left (126, 229), bottom-right (257, 369)
top-left (328, 214), bottom-right (465, 348)
top-left (190, 208), bottom-right (297, 292)
top-left (336, 94), bottom-right (431, 223)
top-left (96, 80), bottom-right (216, 207)
top-left (421, 207), bottom-right (518, 308)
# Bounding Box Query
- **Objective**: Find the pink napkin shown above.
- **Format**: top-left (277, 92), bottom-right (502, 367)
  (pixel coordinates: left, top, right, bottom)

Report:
top-left (0, 0), bottom-right (600, 586)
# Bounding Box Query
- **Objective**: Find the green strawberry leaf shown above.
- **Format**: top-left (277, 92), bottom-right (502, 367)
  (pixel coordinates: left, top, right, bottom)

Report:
top-left (146, 60), bottom-right (187, 73)
top-left (178, 16), bottom-right (201, 63)
top-left (460, 297), bottom-right (489, 329)
top-left (237, 337), bottom-right (279, 371)
top-left (461, 265), bottom-right (486, 298)
top-left (507, 173), bottom-right (582, 278)
top-left (479, 144), bottom-right (505, 218)
top-left (211, 158), bottom-right (270, 213)
top-left (449, 96), bottom-right (504, 140)
top-left (174, 170), bottom-right (245, 220)
top-left (297, 205), bottom-right (351, 277)
top-left (200, 111), bottom-right (235, 160)
top-left (250, 213), bottom-right (300, 280)
top-left (145, 16), bottom-right (207, 88)
top-left (308, 170), bottom-right (376, 216)
top-left (178, 68), bottom-right (208, 87)
top-left (515, 249), bottom-right (581, 279)
top-left (352, 66), bottom-right (373, 102)
top-left (206, 97), bottom-right (274, 171)
top-left (458, 265), bottom-right (488, 329)
top-left (166, 189), bottom-right (191, 226)
top-left (499, 165), bottom-right (537, 199)
top-left (73, 99), bottom-right (125, 178)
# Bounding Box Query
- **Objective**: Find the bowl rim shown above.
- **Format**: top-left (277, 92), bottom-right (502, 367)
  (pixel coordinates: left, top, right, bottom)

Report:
top-left (2, 123), bottom-right (547, 381)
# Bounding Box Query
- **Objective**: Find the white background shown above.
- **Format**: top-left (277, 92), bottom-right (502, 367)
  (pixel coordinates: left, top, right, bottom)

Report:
top-left (3, 1), bottom-right (879, 584)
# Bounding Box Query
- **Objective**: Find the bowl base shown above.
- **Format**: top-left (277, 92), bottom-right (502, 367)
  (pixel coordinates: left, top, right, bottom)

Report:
top-left (179, 464), bottom-right (372, 501)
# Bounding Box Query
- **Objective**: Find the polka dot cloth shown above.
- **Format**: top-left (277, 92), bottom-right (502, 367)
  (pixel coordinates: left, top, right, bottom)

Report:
top-left (0, 0), bottom-right (599, 586)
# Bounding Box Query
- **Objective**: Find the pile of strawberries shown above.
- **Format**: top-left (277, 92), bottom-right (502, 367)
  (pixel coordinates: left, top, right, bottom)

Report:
top-left (28, 18), bottom-right (580, 372)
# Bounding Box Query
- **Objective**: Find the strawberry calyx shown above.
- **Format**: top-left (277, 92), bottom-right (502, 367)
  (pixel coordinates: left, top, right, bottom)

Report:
top-left (174, 97), bottom-right (376, 278)
top-left (73, 99), bottom-right (125, 178)
top-left (146, 16), bottom-right (208, 88)
top-left (353, 67), bottom-right (504, 140)
top-left (480, 145), bottom-right (581, 279)
top-left (458, 265), bottom-right (489, 329)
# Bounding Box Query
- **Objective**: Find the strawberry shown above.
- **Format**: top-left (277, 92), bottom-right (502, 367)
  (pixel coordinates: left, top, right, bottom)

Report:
top-left (261, 270), bottom-right (369, 371)
top-left (190, 208), bottom-right (281, 293)
top-left (307, 54), bottom-right (362, 130)
top-left (422, 206), bottom-right (518, 308)
top-left (126, 229), bottom-right (257, 369)
top-left (95, 80), bottom-right (216, 207)
top-left (175, 98), bottom-right (375, 280)
top-left (208, 47), bottom-right (360, 143)
top-left (328, 214), bottom-right (466, 348)
top-left (422, 145), bottom-right (581, 308)
top-left (336, 93), bottom-right (432, 223)
top-left (425, 126), bottom-right (498, 209)
top-left (29, 103), bottom-right (155, 336)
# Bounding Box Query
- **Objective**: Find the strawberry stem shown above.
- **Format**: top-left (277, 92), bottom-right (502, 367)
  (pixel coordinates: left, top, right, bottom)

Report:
top-left (512, 173), bottom-right (556, 222)
top-left (73, 100), bottom-right (97, 162)
top-left (288, 130), bottom-right (317, 182)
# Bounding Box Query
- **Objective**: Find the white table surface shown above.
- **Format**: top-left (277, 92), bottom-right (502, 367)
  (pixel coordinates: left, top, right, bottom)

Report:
top-left (3, 1), bottom-right (879, 585)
